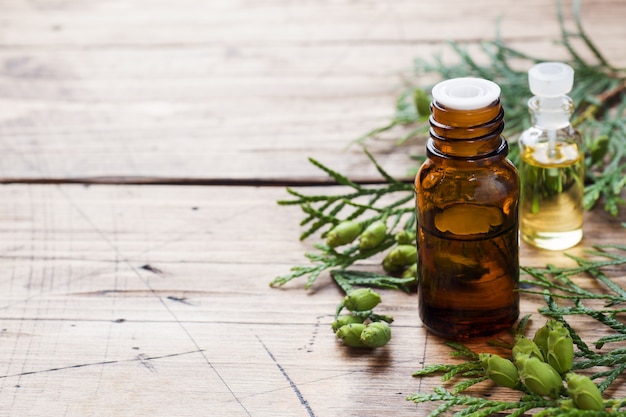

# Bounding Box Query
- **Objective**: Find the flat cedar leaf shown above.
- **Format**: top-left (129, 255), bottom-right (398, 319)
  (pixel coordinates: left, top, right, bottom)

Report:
top-left (442, 362), bottom-right (482, 382)
top-left (583, 186), bottom-right (600, 210)
top-left (307, 157), bottom-right (363, 190)
top-left (516, 314), bottom-right (532, 332)
top-left (595, 334), bottom-right (626, 348)
top-left (363, 148), bottom-right (402, 184)
top-left (412, 364), bottom-right (459, 377)
top-left (452, 376), bottom-right (488, 394)
top-left (534, 408), bottom-right (626, 417)
top-left (446, 342), bottom-right (480, 359)
top-left (587, 269), bottom-right (626, 301)
top-left (330, 269), bottom-right (413, 292)
top-left (597, 363), bottom-right (626, 392)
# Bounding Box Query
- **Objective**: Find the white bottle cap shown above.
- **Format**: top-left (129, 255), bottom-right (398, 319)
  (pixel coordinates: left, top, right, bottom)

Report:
top-left (431, 77), bottom-right (500, 110)
top-left (528, 62), bottom-right (574, 98)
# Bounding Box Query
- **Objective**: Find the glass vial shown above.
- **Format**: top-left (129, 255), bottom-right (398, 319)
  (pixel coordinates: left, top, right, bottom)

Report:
top-left (519, 62), bottom-right (584, 251)
top-left (415, 78), bottom-right (520, 340)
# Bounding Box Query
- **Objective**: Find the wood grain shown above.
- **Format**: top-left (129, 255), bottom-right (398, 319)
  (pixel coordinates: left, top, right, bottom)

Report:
top-left (0, 0), bottom-right (623, 183)
top-left (0, 184), bottom-right (624, 416)
top-left (0, 0), bottom-right (624, 415)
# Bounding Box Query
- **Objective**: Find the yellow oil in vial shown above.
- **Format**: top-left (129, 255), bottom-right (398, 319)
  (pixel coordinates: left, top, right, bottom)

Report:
top-left (519, 141), bottom-right (584, 250)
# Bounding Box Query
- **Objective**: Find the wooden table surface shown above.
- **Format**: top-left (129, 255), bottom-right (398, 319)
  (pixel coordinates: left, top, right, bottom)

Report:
top-left (0, 1), bottom-right (625, 416)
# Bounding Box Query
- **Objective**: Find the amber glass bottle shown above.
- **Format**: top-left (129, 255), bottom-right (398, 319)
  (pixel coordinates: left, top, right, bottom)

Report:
top-left (415, 78), bottom-right (520, 340)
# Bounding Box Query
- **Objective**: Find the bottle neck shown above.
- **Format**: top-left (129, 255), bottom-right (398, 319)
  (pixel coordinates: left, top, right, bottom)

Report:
top-left (428, 99), bottom-right (506, 159)
top-left (528, 95), bottom-right (574, 130)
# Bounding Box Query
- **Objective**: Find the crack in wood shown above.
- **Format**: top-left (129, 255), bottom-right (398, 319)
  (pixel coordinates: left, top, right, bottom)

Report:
top-left (136, 353), bottom-right (158, 373)
top-left (257, 335), bottom-right (317, 417)
top-left (140, 264), bottom-right (164, 274)
top-left (0, 176), bottom-right (412, 187)
top-left (166, 295), bottom-right (193, 305)
top-left (70, 289), bottom-right (209, 298)
top-left (300, 315), bottom-right (323, 353)
top-left (0, 349), bottom-right (203, 379)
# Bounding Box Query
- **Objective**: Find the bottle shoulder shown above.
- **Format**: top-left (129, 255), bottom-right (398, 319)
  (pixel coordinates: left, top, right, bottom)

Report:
top-left (416, 156), bottom-right (518, 188)
top-left (417, 152), bottom-right (518, 174)
top-left (520, 125), bottom-right (581, 145)
top-left (519, 125), bottom-right (583, 164)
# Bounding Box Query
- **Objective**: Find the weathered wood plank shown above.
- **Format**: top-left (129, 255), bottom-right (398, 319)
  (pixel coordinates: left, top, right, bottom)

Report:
top-left (0, 184), bottom-right (624, 416)
top-left (0, 0), bottom-right (620, 48)
top-left (0, 0), bottom-right (623, 183)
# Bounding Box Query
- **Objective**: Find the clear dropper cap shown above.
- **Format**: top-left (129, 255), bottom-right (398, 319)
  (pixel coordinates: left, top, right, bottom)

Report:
top-left (527, 62), bottom-right (574, 130)
top-left (528, 62), bottom-right (574, 98)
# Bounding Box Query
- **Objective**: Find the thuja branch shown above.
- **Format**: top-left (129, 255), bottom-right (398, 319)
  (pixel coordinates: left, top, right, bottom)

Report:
top-left (270, 238), bottom-right (400, 290)
top-left (358, 0), bottom-right (626, 215)
top-left (521, 244), bottom-right (626, 356)
top-left (270, 150), bottom-right (416, 290)
top-left (520, 244), bottom-right (626, 304)
top-left (408, 388), bottom-right (550, 417)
